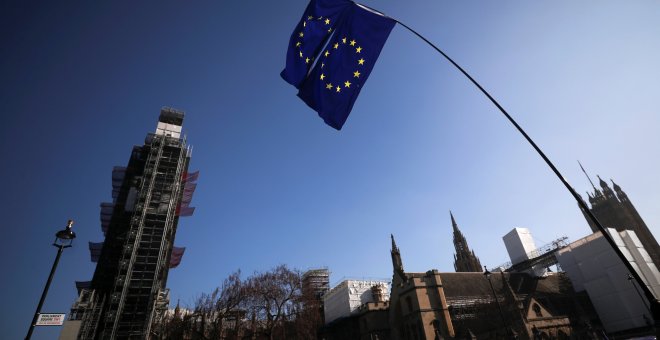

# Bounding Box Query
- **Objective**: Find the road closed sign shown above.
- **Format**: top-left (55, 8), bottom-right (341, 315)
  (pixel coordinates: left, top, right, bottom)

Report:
top-left (36, 313), bottom-right (66, 326)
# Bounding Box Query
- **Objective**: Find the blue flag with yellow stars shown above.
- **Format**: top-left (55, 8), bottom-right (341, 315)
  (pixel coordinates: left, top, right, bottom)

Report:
top-left (282, 1), bottom-right (396, 130)
top-left (281, 0), bottom-right (352, 88)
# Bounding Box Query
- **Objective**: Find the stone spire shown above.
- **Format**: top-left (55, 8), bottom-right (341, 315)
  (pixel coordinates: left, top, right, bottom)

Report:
top-left (450, 212), bottom-right (483, 272)
top-left (598, 175), bottom-right (616, 200)
top-left (391, 234), bottom-right (406, 283)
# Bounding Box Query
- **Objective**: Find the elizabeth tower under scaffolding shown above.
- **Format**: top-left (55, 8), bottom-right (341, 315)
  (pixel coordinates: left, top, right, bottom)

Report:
top-left (70, 108), bottom-right (197, 339)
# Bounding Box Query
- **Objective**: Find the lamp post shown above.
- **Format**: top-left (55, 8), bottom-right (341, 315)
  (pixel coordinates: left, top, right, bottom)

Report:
top-left (484, 266), bottom-right (512, 338)
top-left (25, 220), bottom-right (76, 340)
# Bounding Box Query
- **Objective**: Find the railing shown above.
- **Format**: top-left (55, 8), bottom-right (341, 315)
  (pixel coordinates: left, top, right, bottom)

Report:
top-left (493, 236), bottom-right (569, 271)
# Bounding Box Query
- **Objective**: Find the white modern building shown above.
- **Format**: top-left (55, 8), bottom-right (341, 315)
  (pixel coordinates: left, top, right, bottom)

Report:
top-left (556, 228), bottom-right (660, 333)
top-left (323, 279), bottom-right (390, 324)
top-left (503, 227), bottom-right (537, 265)
top-left (503, 227), bottom-right (547, 276)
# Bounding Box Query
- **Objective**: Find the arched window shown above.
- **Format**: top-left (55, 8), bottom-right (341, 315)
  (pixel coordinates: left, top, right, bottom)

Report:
top-left (532, 303), bottom-right (542, 317)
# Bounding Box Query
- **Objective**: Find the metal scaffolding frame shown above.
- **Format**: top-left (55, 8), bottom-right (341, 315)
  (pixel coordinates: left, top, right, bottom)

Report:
top-left (104, 134), bottom-right (188, 338)
top-left (495, 236), bottom-right (570, 273)
top-left (74, 109), bottom-right (194, 339)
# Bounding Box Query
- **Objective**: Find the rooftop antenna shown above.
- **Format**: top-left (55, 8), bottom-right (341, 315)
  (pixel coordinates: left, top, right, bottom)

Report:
top-left (578, 160), bottom-right (597, 191)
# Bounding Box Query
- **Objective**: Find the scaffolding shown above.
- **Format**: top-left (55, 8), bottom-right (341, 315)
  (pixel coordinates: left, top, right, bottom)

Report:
top-left (303, 268), bottom-right (330, 299)
top-left (447, 296), bottom-right (495, 321)
top-left (495, 236), bottom-right (569, 273)
top-left (73, 108), bottom-right (197, 339)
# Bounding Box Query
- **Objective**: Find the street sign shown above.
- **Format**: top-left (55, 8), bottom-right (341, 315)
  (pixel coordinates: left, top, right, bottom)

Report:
top-left (35, 313), bottom-right (66, 326)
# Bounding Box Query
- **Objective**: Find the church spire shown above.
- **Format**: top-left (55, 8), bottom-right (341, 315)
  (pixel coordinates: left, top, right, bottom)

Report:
top-left (450, 212), bottom-right (483, 272)
top-left (391, 234), bottom-right (399, 253)
top-left (391, 234), bottom-right (405, 283)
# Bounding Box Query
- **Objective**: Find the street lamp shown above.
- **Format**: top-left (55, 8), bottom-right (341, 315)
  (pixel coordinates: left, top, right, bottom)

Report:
top-left (484, 266), bottom-right (512, 338)
top-left (25, 220), bottom-right (76, 340)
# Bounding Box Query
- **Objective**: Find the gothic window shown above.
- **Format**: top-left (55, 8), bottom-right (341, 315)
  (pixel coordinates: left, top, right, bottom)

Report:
top-left (532, 303), bottom-right (542, 317)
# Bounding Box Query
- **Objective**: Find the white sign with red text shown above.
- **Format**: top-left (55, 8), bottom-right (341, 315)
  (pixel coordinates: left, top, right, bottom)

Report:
top-left (35, 313), bottom-right (66, 326)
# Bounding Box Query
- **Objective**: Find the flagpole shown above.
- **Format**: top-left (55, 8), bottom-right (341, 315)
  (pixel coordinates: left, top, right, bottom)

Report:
top-left (387, 14), bottom-right (660, 331)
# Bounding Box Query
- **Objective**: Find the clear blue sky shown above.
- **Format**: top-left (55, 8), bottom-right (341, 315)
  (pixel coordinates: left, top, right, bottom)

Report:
top-left (2, 1), bottom-right (659, 339)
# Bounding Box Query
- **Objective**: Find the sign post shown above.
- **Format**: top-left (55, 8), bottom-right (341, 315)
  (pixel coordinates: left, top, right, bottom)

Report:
top-left (35, 313), bottom-right (66, 326)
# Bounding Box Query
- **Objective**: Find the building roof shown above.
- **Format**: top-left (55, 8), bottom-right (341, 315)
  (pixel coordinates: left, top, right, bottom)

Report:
top-left (435, 271), bottom-right (568, 297)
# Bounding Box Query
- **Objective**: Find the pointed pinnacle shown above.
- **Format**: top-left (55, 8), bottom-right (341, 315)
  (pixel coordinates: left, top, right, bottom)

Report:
top-left (578, 160), bottom-right (597, 191)
top-left (450, 211), bottom-right (460, 235)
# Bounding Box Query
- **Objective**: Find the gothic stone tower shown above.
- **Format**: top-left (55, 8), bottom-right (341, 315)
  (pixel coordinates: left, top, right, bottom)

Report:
top-left (75, 108), bottom-right (195, 339)
top-left (579, 173), bottom-right (660, 269)
top-left (450, 212), bottom-right (482, 272)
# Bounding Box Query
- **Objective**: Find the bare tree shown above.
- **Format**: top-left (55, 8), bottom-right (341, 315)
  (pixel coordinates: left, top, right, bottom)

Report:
top-left (214, 270), bottom-right (247, 338)
top-left (160, 266), bottom-right (323, 340)
top-left (245, 265), bottom-right (302, 340)
top-left (294, 285), bottom-right (323, 340)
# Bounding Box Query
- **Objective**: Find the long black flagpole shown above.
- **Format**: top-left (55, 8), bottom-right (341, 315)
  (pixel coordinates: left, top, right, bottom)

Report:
top-left (359, 3), bottom-right (660, 331)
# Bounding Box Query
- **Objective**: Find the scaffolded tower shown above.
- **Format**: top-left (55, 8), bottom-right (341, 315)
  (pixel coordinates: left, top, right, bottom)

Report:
top-left (302, 268), bottom-right (330, 300)
top-left (302, 269), bottom-right (330, 324)
top-left (72, 108), bottom-right (198, 339)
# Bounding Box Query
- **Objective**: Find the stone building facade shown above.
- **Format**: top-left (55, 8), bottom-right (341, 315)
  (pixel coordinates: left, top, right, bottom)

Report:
top-left (321, 236), bottom-right (603, 339)
top-left (388, 236), bottom-right (602, 339)
top-left (578, 174), bottom-right (660, 269)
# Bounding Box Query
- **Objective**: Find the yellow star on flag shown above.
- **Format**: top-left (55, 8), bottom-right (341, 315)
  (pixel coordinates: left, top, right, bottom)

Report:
top-left (349, 39), bottom-right (356, 46)
top-left (324, 50), bottom-right (330, 57)
top-left (342, 37), bottom-right (347, 44)
top-left (358, 58), bottom-right (365, 65)
top-left (326, 83), bottom-right (333, 89)
top-left (299, 32), bottom-right (304, 38)
top-left (333, 43), bottom-right (339, 49)
top-left (307, 15), bottom-right (313, 20)
top-left (321, 63), bottom-right (325, 68)
top-left (353, 70), bottom-right (361, 78)
top-left (299, 51), bottom-right (303, 58)
top-left (325, 18), bottom-right (330, 25)
top-left (336, 86), bottom-right (341, 92)
top-left (305, 57), bottom-right (310, 64)
top-left (356, 46), bottom-right (362, 53)
top-left (320, 73), bottom-right (325, 80)
top-left (344, 81), bottom-right (351, 88)
top-left (296, 42), bottom-right (301, 47)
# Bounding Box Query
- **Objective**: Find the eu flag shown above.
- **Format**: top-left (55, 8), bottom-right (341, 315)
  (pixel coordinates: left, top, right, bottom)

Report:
top-left (282, 1), bottom-right (396, 130)
top-left (281, 0), bottom-right (353, 88)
